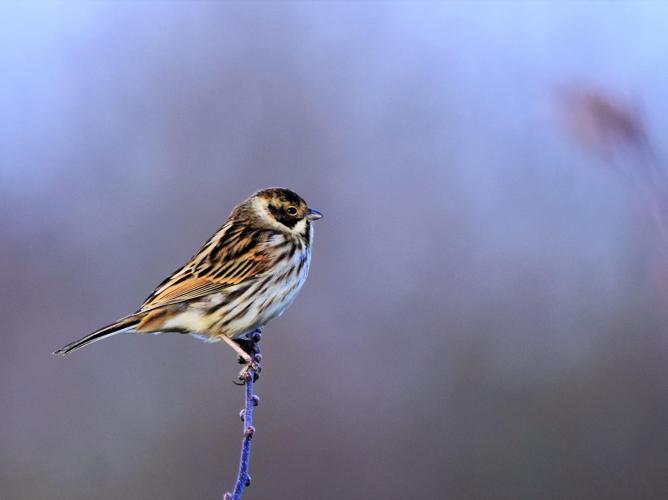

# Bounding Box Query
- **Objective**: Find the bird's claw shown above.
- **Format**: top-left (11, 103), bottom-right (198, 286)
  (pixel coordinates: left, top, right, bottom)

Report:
top-left (232, 328), bottom-right (262, 385)
top-left (234, 356), bottom-right (261, 385)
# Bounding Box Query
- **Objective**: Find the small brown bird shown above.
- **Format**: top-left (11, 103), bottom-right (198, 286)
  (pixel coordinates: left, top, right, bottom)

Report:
top-left (54, 188), bottom-right (322, 373)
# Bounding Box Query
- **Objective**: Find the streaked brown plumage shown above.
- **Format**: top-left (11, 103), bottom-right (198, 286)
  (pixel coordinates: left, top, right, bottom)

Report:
top-left (54, 188), bottom-right (322, 364)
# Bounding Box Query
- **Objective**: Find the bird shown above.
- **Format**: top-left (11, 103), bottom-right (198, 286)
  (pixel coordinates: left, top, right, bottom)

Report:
top-left (53, 188), bottom-right (322, 378)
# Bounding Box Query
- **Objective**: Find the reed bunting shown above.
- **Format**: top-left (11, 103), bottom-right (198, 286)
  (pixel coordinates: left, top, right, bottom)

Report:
top-left (54, 188), bottom-right (322, 376)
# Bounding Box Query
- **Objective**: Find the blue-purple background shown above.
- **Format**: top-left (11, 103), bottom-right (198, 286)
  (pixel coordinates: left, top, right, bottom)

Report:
top-left (2, 3), bottom-right (668, 499)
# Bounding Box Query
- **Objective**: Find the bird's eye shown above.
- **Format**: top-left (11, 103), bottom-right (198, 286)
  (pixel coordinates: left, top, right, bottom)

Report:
top-left (286, 207), bottom-right (297, 216)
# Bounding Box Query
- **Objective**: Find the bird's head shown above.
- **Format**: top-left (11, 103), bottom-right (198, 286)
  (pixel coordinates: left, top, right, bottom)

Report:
top-left (244, 187), bottom-right (323, 237)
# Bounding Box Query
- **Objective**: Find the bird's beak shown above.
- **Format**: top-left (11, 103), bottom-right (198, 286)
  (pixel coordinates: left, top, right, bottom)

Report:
top-left (306, 208), bottom-right (323, 221)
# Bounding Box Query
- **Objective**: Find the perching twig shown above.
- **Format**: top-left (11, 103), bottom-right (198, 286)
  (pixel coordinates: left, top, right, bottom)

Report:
top-left (224, 329), bottom-right (262, 500)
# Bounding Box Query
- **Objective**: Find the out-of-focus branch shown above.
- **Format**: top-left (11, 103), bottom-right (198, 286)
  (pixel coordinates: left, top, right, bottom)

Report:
top-left (557, 85), bottom-right (668, 246)
top-left (224, 330), bottom-right (262, 500)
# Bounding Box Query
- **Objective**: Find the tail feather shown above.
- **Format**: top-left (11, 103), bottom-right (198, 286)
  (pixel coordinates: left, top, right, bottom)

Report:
top-left (53, 315), bottom-right (141, 355)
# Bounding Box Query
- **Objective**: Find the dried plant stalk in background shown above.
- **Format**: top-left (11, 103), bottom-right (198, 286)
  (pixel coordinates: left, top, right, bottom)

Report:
top-left (558, 84), bottom-right (668, 245)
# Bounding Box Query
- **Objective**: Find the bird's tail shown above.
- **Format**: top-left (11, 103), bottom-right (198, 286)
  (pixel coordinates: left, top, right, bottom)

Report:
top-left (52, 314), bottom-right (142, 356)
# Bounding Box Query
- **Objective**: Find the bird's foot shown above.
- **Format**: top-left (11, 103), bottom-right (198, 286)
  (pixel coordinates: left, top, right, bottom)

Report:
top-left (234, 356), bottom-right (261, 385)
top-left (232, 328), bottom-right (262, 385)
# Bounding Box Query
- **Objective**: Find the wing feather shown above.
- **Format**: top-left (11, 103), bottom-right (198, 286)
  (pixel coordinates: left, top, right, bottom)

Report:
top-left (139, 224), bottom-right (280, 312)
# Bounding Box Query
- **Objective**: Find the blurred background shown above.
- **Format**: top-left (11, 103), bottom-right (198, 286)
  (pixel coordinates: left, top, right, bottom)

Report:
top-left (2, 2), bottom-right (668, 499)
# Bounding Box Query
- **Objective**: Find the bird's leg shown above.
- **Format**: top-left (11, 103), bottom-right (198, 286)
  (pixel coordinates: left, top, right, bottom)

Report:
top-left (221, 329), bottom-right (263, 384)
top-left (219, 334), bottom-right (254, 364)
top-left (235, 329), bottom-right (262, 384)
top-left (234, 335), bottom-right (261, 359)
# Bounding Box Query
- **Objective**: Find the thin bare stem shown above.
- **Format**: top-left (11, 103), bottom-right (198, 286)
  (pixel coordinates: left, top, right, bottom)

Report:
top-left (224, 330), bottom-right (262, 500)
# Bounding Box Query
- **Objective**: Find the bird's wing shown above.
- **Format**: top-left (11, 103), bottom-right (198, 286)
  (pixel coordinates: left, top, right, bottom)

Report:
top-left (139, 223), bottom-right (281, 312)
